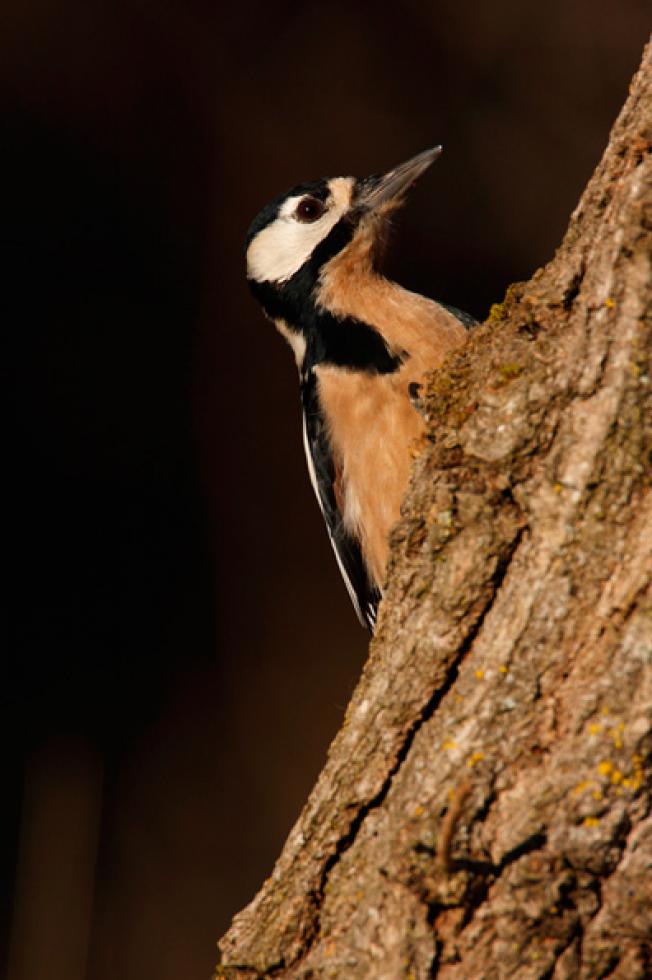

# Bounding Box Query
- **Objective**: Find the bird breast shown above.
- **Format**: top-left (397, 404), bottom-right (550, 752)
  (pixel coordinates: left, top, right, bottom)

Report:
top-left (314, 364), bottom-right (422, 588)
top-left (315, 261), bottom-right (467, 587)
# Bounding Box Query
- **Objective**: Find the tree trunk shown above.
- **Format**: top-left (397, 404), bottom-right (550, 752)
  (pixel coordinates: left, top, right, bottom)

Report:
top-left (217, 37), bottom-right (652, 980)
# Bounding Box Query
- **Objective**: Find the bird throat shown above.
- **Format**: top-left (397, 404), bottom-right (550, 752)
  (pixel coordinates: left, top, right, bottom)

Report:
top-left (249, 225), bottom-right (404, 377)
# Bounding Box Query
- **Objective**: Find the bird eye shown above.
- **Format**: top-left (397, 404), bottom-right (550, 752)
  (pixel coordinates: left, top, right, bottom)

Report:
top-left (295, 196), bottom-right (325, 223)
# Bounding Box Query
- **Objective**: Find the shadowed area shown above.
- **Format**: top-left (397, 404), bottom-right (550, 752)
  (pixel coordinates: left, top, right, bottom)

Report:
top-left (3, 2), bottom-right (649, 978)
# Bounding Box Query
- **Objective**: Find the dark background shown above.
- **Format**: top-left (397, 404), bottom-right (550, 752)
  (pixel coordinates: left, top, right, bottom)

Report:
top-left (3, 3), bottom-right (649, 978)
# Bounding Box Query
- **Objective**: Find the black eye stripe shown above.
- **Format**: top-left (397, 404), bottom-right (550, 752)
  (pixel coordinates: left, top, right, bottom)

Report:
top-left (295, 196), bottom-right (325, 223)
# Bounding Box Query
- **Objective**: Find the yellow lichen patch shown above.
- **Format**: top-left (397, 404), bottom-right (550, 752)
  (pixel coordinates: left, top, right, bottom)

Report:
top-left (475, 669), bottom-right (485, 680)
top-left (413, 804), bottom-right (425, 817)
top-left (487, 301), bottom-right (506, 324)
top-left (497, 362), bottom-right (523, 382)
top-left (604, 297), bottom-right (616, 309)
top-left (629, 756), bottom-right (644, 790)
top-left (583, 816), bottom-right (600, 828)
top-left (572, 780), bottom-right (593, 796)
top-left (609, 724), bottom-right (624, 749)
top-left (592, 753), bottom-right (644, 794)
top-left (486, 283), bottom-right (520, 325)
top-left (441, 739), bottom-right (458, 751)
top-left (553, 483), bottom-right (563, 494)
top-left (588, 722), bottom-right (603, 735)
top-left (499, 665), bottom-right (508, 674)
top-left (592, 789), bottom-right (603, 801)
top-left (467, 750), bottom-right (485, 768)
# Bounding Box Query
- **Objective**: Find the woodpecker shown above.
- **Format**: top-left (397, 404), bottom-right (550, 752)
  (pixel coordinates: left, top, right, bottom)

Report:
top-left (245, 147), bottom-right (475, 631)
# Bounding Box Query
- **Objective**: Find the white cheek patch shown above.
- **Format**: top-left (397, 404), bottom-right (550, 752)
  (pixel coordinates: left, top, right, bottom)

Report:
top-left (247, 177), bottom-right (355, 284)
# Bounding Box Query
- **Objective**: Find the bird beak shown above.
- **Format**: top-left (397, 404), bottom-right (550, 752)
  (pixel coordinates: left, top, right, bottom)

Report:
top-left (356, 146), bottom-right (443, 212)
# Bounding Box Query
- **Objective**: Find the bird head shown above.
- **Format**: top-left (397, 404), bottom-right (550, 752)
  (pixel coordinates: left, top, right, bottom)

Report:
top-left (245, 146), bottom-right (442, 293)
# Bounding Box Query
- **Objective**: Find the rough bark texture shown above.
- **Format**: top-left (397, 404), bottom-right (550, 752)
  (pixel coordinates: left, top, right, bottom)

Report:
top-left (217, 38), bottom-right (652, 979)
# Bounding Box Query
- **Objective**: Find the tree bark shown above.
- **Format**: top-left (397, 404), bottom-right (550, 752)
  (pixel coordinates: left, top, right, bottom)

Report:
top-left (217, 37), bottom-right (652, 979)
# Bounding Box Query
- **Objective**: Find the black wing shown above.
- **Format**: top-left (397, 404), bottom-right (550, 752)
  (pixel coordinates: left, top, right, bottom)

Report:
top-left (300, 370), bottom-right (380, 632)
top-left (440, 302), bottom-right (478, 330)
